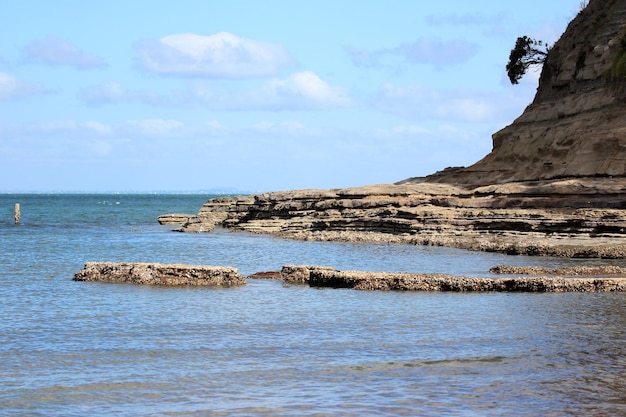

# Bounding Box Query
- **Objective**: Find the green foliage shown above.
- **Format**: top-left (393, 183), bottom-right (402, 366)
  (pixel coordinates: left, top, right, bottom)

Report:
top-left (608, 32), bottom-right (626, 80)
top-left (506, 36), bottom-right (550, 85)
top-left (609, 52), bottom-right (626, 80)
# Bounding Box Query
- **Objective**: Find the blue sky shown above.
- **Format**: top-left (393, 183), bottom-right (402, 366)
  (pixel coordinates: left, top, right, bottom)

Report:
top-left (1, 0), bottom-right (583, 192)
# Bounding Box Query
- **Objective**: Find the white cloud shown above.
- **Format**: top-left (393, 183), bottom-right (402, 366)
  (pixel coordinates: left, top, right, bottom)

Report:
top-left (123, 119), bottom-right (184, 136)
top-left (0, 71), bottom-right (43, 100)
top-left (396, 38), bottom-right (478, 67)
top-left (82, 121), bottom-right (113, 135)
top-left (378, 125), bottom-right (430, 137)
top-left (78, 71), bottom-right (350, 111)
top-left (251, 121), bottom-right (322, 137)
top-left (346, 37), bottom-right (478, 69)
top-left (435, 98), bottom-right (495, 122)
top-left (258, 71), bottom-right (352, 110)
top-left (136, 32), bottom-right (294, 78)
top-left (26, 119), bottom-right (112, 135)
top-left (374, 82), bottom-right (502, 122)
top-left (24, 36), bottom-right (106, 69)
top-left (77, 81), bottom-right (171, 106)
top-left (78, 81), bottom-right (128, 103)
top-left (426, 13), bottom-right (503, 26)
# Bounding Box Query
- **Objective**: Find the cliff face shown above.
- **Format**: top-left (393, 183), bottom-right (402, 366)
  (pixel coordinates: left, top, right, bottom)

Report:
top-left (427, 0), bottom-right (626, 185)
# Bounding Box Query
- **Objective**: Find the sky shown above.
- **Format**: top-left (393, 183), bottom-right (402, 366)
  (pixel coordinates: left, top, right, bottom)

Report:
top-left (1, 0), bottom-right (585, 193)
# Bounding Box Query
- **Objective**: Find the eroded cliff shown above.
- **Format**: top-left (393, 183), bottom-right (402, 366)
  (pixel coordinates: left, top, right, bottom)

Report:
top-left (426, 0), bottom-right (626, 185)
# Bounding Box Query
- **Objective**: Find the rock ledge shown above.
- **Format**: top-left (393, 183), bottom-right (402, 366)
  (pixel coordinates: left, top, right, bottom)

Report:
top-left (73, 262), bottom-right (246, 287)
top-left (308, 269), bottom-right (626, 292)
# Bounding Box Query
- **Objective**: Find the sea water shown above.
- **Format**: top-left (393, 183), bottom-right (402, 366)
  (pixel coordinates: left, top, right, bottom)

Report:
top-left (0, 194), bottom-right (624, 416)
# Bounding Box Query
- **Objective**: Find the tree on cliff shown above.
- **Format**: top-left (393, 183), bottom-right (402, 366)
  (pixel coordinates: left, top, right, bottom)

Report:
top-left (506, 36), bottom-right (550, 84)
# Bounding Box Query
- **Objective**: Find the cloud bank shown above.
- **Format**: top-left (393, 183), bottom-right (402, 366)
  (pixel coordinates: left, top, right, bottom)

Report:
top-left (78, 71), bottom-right (351, 111)
top-left (346, 37), bottom-right (478, 69)
top-left (373, 82), bottom-right (498, 122)
top-left (0, 72), bottom-right (43, 100)
top-left (24, 36), bottom-right (106, 69)
top-left (135, 32), bottom-right (294, 78)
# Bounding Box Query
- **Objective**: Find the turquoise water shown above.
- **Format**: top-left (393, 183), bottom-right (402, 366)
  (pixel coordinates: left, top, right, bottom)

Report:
top-left (1, 194), bottom-right (625, 416)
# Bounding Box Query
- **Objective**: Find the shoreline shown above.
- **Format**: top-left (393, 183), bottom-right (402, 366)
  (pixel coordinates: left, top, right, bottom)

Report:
top-left (278, 265), bottom-right (626, 292)
top-left (160, 179), bottom-right (626, 260)
top-left (73, 263), bottom-right (626, 292)
top-left (275, 229), bottom-right (626, 259)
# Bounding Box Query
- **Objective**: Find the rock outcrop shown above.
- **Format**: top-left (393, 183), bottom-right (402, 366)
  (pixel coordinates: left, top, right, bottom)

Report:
top-left (279, 265), bottom-right (336, 284)
top-left (161, 0), bottom-right (626, 259)
top-left (157, 213), bottom-right (197, 225)
top-left (306, 269), bottom-right (626, 292)
top-left (172, 179), bottom-right (626, 258)
top-left (426, 0), bottom-right (626, 185)
top-left (260, 264), bottom-right (626, 292)
top-left (489, 264), bottom-right (626, 275)
top-left (73, 262), bottom-right (246, 287)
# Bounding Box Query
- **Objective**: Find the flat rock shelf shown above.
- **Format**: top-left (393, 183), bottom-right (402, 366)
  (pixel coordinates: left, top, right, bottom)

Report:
top-left (73, 263), bottom-right (626, 291)
top-left (73, 262), bottom-right (246, 287)
top-left (279, 265), bottom-right (626, 292)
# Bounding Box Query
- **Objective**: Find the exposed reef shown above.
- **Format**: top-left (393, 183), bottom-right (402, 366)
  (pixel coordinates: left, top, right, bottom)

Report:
top-left (278, 265), bottom-right (626, 292)
top-left (73, 263), bottom-right (626, 292)
top-left (73, 262), bottom-right (246, 287)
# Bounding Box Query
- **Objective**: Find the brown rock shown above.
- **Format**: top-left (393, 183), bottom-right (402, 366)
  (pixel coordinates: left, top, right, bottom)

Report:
top-left (309, 269), bottom-right (626, 292)
top-left (425, 0), bottom-right (626, 185)
top-left (279, 265), bottom-right (337, 284)
top-left (73, 262), bottom-right (246, 287)
top-left (157, 213), bottom-right (197, 225)
top-left (489, 265), bottom-right (626, 276)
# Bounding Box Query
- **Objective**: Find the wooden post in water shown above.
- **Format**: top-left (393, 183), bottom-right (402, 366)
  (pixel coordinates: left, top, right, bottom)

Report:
top-left (14, 203), bottom-right (20, 225)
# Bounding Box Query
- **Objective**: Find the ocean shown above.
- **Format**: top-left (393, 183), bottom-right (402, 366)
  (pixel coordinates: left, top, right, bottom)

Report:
top-left (1, 194), bottom-right (624, 416)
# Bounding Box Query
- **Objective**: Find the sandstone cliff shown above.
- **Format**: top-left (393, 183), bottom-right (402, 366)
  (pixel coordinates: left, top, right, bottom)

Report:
top-left (425, 0), bottom-right (626, 185)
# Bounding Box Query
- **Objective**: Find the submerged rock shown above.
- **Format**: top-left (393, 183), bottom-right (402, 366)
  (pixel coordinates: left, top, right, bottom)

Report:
top-left (489, 265), bottom-right (626, 276)
top-left (73, 262), bottom-right (246, 287)
top-left (279, 265), bottom-right (336, 284)
top-left (308, 269), bottom-right (626, 292)
top-left (157, 213), bottom-right (198, 225)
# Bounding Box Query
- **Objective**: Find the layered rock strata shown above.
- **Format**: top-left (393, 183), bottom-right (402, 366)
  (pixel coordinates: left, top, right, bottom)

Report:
top-left (73, 262), bottom-right (246, 287)
top-left (157, 213), bottom-right (197, 225)
top-left (426, 0), bottom-right (626, 185)
top-left (171, 179), bottom-right (626, 258)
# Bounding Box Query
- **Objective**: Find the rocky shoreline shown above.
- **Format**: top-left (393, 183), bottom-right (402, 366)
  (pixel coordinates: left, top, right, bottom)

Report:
top-left (73, 263), bottom-right (626, 292)
top-left (306, 270), bottom-right (626, 292)
top-left (278, 265), bottom-right (626, 291)
top-left (159, 178), bottom-right (626, 259)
